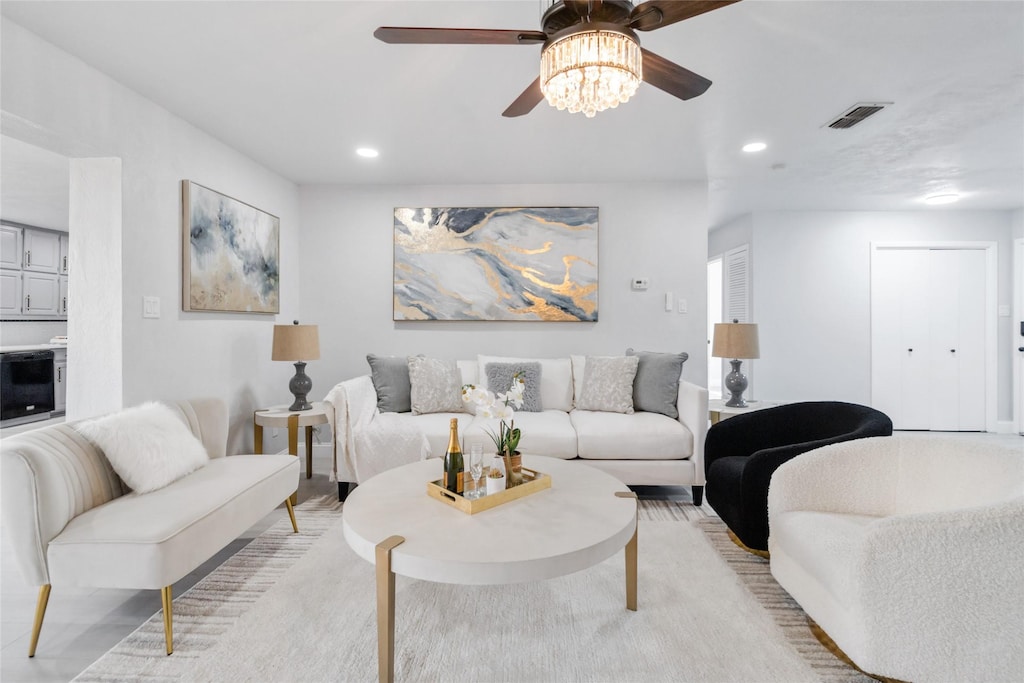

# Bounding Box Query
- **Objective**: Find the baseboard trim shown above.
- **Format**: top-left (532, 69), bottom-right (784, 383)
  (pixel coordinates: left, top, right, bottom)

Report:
top-left (995, 420), bottom-right (1018, 434)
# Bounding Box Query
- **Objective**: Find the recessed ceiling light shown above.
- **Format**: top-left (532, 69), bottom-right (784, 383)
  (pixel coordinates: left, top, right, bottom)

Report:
top-left (923, 193), bottom-right (960, 205)
top-left (356, 147), bottom-right (379, 158)
top-left (742, 142), bottom-right (767, 153)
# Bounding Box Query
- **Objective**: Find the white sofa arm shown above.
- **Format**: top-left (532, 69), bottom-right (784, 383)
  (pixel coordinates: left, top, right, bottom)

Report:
top-left (677, 380), bottom-right (708, 486)
top-left (855, 498), bottom-right (1024, 679)
top-left (323, 375), bottom-right (379, 483)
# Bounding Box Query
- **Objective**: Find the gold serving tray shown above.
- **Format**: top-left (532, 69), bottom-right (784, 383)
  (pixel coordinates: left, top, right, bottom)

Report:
top-left (426, 467), bottom-right (552, 514)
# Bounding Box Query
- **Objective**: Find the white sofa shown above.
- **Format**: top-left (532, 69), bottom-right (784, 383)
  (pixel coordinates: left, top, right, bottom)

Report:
top-left (0, 398), bottom-right (300, 657)
top-left (324, 355), bottom-right (708, 501)
top-left (767, 435), bottom-right (1024, 683)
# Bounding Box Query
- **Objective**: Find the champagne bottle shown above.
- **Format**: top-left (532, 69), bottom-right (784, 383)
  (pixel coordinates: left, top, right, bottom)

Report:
top-left (443, 418), bottom-right (464, 494)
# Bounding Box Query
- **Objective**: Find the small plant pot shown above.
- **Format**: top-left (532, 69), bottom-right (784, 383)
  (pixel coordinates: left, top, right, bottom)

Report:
top-left (486, 473), bottom-right (506, 495)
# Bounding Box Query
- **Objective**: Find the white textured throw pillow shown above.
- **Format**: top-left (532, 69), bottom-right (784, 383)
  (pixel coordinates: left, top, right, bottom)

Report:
top-left (76, 402), bottom-right (209, 493)
top-left (577, 355), bottom-right (640, 414)
top-left (408, 356), bottom-right (466, 415)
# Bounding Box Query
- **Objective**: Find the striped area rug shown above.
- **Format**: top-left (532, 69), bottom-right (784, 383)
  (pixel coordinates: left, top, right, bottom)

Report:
top-left (696, 518), bottom-right (873, 683)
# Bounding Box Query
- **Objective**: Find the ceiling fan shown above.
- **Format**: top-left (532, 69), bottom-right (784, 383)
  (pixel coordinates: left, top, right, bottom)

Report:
top-left (375, 0), bottom-right (741, 118)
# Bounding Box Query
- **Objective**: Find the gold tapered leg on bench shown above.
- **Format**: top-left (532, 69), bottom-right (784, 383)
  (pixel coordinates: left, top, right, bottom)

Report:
top-left (285, 497), bottom-right (299, 533)
top-left (28, 584), bottom-right (51, 657)
top-left (161, 586), bottom-right (173, 655)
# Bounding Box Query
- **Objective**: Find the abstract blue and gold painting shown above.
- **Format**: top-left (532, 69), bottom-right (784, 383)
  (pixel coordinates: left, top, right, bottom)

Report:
top-left (182, 180), bottom-right (280, 313)
top-left (394, 207), bottom-right (598, 321)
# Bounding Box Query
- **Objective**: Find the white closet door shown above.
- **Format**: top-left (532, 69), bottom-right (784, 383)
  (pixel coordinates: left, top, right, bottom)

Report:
top-left (928, 249), bottom-right (961, 430)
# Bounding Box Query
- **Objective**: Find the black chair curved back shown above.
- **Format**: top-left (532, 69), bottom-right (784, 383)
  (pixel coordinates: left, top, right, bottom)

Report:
top-left (704, 401), bottom-right (893, 553)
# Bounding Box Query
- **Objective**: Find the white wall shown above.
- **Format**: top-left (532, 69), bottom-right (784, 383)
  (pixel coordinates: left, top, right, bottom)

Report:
top-left (751, 210), bottom-right (1017, 423)
top-left (300, 182), bottom-right (709, 391)
top-left (2, 19), bottom-right (301, 451)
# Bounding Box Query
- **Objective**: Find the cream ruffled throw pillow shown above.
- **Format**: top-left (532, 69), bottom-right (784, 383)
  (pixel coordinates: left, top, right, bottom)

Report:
top-left (76, 402), bottom-right (209, 493)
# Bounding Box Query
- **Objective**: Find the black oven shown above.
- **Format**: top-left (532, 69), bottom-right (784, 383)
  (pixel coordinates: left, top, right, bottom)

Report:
top-left (1, 351), bottom-right (55, 421)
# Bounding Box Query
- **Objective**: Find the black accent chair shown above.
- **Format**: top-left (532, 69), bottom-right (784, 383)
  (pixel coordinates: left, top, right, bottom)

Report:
top-left (704, 401), bottom-right (893, 555)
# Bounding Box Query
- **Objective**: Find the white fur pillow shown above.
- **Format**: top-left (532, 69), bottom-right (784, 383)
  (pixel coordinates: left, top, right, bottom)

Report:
top-left (76, 402), bottom-right (209, 493)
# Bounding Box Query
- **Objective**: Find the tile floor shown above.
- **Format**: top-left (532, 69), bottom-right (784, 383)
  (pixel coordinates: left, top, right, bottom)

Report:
top-left (1, 431), bottom-right (1020, 682)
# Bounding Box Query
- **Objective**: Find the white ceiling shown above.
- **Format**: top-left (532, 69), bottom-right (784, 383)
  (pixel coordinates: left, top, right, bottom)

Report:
top-left (2, 0), bottom-right (1022, 227)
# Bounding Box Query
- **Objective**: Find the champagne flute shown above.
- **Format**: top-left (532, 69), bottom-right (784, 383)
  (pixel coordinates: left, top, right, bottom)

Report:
top-left (468, 443), bottom-right (484, 498)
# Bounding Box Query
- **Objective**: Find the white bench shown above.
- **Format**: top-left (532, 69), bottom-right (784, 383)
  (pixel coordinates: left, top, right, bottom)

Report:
top-left (0, 397), bottom-right (300, 656)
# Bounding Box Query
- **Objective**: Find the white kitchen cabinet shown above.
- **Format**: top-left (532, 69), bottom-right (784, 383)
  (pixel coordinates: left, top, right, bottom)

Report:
top-left (53, 348), bottom-right (67, 414)
top-left (22, 272), bottom-right (61, 316)
top-left (1, 224), bottom-right (22, 269)
top-left (59, 233), bottom-right (69, 274)
top-left (59, 276), bottom-right (69, 316)
top-left (1, 269), bottom-right (23, 315)
top-left (23, 229), bottom-right (61, 274)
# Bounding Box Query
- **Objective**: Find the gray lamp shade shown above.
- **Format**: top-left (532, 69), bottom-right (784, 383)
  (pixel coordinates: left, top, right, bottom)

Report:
top-left (712, 323), bottom-right (760, 360)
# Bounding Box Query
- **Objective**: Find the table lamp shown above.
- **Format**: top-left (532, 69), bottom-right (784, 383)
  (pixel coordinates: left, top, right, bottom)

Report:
top-left (712, 320), bottom-right (760, 408)
top-left (272, 321), bottom-right (320, 411)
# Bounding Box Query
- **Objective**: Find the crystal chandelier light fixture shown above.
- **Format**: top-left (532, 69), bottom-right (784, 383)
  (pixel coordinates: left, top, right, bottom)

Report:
top-left (540, 28), bottom-right (642, 118)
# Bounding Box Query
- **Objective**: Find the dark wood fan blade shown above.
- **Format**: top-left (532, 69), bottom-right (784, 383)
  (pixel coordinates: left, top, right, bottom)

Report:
top-left (374, 27), bottom-right (546, 45)
top-left (630, 0), bottom-right (741, 32)
top-left (641, 49), bottom-right (712, 100)
top-left (502, 78), bottom-right (545, 118)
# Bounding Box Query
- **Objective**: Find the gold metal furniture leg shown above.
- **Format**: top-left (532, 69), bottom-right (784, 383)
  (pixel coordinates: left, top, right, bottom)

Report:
top-left (285, 497), bottom-right (299, 533)
top-left (616, 491), bottom-right (639, 611)
top-left (253, 413), bottom-right (263, 455)
top-left (28, 584), bottom-right (51, 657)
top-left (287, 414), bottom-right (299, 504)
top-left (376, 535), bottom-right (405, 683)
top-left (161, 586), bottom-right (173, 655)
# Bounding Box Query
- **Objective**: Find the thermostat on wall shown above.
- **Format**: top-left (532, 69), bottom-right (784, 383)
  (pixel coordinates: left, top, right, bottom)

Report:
top-left (631, 277), bottom-right (650, 290)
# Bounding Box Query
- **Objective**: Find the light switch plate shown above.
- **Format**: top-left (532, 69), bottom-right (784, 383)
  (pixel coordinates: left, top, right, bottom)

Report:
top-left (143, 296), bottom-right (161, 319)
top-left (678, 298), bottom-right (688, 314)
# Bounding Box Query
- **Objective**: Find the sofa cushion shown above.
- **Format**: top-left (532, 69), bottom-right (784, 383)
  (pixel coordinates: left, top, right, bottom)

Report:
top-left (571, 410), bottom-right (693, 460)
top-left (398, 412), bottom-right (472, 458)
top-left (626, 349), bottom-right (688, 419)
top-left (75, 402), bottom-right (209, 493)
top-left (576, 355), bottom-right (639, 414)
top-left (46, 454), bottom-right (299, 589)
top-left (484, 361), bottom-right (542, 412)
top-left (367, 354), bottom-right (412, 413)
top-left (478, 356), bottom-right (573, 412)
top-left (466, 411), bottom-right (577, 459)
top-left (408, 356), bottom-right (466, 415)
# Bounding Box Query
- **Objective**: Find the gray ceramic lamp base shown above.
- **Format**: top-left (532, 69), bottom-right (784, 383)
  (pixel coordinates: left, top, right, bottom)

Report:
top-left (724, 359), bottom-right (749, 408)
top-left (288, 361), bottom-right (313, 411)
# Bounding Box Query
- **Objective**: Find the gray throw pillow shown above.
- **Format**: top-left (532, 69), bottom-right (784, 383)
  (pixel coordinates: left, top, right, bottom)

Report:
top-left (626, 348), bottom-right (688, 419)
top-left (408, 356), bottom-right (465, 415)
top-left (484, 362), bottom-right (543, 412)
top-left (367, 354), bottom-right (412, 413)
top-left (577, 355), bottom-right (640, 414)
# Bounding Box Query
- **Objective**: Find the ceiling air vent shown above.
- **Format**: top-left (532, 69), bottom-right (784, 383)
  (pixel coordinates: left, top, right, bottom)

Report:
top-left (825, 102), bottom-right (892, 129)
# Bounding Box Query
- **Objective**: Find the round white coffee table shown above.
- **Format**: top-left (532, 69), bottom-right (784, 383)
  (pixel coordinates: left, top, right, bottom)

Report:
top-left (342, 455), bottom-right (638, 682)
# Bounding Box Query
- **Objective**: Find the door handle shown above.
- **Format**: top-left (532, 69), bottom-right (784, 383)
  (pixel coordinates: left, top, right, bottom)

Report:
top-left (950, 349), bottom-right (956, 354)
top-left (25, 250), bottom-right (31, 266)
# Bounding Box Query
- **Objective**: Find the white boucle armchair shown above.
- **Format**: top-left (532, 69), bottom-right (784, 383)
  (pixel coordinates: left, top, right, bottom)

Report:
top-left (767, 435), bottom-right (1024, 683)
